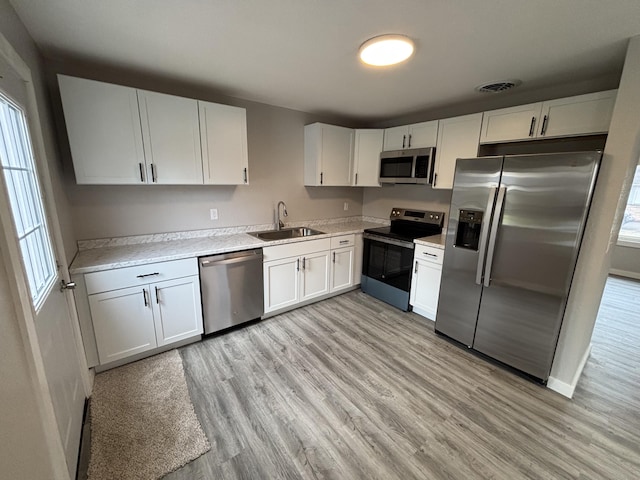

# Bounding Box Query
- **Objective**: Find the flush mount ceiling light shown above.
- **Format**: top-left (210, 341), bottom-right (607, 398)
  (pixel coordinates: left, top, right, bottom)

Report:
top-left (359, 34), bottom-right (415, 67)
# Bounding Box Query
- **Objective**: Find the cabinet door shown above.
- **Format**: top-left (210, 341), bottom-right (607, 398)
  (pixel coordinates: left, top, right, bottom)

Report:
top-left (151, 275), bottom-right (203, 346)
top-left (199, 101), bottom-right (249, 185)
top-left (537, 90), bottom-right (616, 139)
top-left (264, 257), bottom-right (300, 313)
top-left (407, 120), bottom-right (439, 148)
top-left (383, 125), bottom-right (409, 150)
top-left (330, 247), bottom-right (354, 292)
top-left (322, 124), bottom-right (353, 186)
top-left (409, 260), bottom-right (442, 320)
top-left (300, 251), bottom-right (330, 301)
top-left (353, 129), bottom-right (383, 186)
top-left (433, 113), bottom-right (483, 189)
top-left (89, 286), bottom-right (157, 364)
top-left (138, 90), bottom-right (203, 184)
top-left (480, 103), bottom-right (542, 144)
top-left (58, 75), bottom-right (146, 184)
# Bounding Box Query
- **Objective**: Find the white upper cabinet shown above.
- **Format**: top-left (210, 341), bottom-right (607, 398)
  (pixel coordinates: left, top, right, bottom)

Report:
top-left (353, 129), bottom-right (383, 187)
top-left (535, 90), bottom-right (617, 139)
top-left (480, 90), bottom-right (617, 144)
top-left (138, 90), bottom-right (203, 184)
top-left (383, 120), bottom-right (438, 150)
top-left (58, 75), bottom-right (146, 184)
top-left (199, 101), bottom-right (249, 185)
top-left (304, 123), bottom-right (353, 186)
top-left (480, 102), bottom-right (543, 144)
top-left (433, 113), bottom-right (483, 190)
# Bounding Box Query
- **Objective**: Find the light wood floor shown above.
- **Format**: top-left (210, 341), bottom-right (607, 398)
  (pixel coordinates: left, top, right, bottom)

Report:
top-left (165, 277), bottom-right (640, 479)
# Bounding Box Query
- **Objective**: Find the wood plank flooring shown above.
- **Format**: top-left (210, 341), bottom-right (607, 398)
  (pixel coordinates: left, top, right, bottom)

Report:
top-left (165, 278), bottom-right (640, 480)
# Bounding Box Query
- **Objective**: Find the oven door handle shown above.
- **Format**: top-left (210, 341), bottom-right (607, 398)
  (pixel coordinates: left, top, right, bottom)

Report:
top-left (363, 232), bottom-right (415, 250)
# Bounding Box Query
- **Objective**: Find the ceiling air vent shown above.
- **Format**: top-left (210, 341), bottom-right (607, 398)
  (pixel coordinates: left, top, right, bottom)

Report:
top-left (475, 80), bottom-right (522, 93)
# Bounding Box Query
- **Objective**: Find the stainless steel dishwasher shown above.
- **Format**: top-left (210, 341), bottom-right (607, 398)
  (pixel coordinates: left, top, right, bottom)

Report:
top-left (199, 248), bottom-right (264, 334)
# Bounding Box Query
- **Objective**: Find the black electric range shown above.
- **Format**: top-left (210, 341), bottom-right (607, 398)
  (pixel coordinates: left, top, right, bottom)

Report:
top-left (361, 208), bottom-right (444, 311)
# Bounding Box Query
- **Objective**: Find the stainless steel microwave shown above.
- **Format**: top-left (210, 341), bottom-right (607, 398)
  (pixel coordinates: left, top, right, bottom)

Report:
top-left (378, 147), bottom-right (435, 184)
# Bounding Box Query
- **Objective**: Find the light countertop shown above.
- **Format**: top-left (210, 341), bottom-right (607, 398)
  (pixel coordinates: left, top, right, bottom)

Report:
top-left (414, 233), bottom-right (447, 249)
top-left (70, 220), bottom-right (383, 274)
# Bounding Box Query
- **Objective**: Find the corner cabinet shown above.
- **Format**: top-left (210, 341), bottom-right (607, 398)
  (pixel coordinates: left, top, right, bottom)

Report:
top-left (304, 123), bottom-right (354, 186)
top-left (383, 120), bottom-right (438, 151)
top-left (410, 244), bottom-right (444, 320)
top-left (57, 75), bottom-right (249, 185)
top-left (432, 113), bottom-right (483, 190)
top-left (352, 129), bottom-right (383, 187)
top-left (84, 258), bottom-right (203, 366)
top-left (199, 101), bottom-right (249, 185)
top-left (480, 90), bottom-right (616, 144)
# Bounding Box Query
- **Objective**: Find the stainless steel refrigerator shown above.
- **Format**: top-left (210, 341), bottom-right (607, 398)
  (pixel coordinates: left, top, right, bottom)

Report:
top-left (435, 151), bottom-right (600, 382)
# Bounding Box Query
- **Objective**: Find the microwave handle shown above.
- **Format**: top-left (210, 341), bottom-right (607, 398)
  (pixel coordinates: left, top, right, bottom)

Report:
top-left (429, 150), bottom-right (436, 186)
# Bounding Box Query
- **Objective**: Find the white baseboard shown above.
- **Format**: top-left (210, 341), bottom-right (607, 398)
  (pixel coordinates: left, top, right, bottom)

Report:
top-left (411, 305), bottom-right (435, 321)
top-left (609, 268), bottom-right (640, 280)
top-left (547, 343), bottom-right (592, 399)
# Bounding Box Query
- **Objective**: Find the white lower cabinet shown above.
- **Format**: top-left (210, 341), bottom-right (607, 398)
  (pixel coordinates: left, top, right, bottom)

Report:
top-left (85, 258), bottom-right (202, 366)
top-left (410, 244), bottom-right (444, 320)
top-left (330, 234), bottom-right (356, 293)
top-left (300, 251), bottom-right (331, 301)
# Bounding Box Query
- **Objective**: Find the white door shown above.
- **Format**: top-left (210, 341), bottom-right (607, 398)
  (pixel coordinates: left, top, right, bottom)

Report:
top-left (300, 250), bottom-right (330, 301)
top-left (353, 129), bottom-right (383, 187)
top-left (199, 101), bottom-right (249, 185)
top-left (480, 102), bottom-right (543, 144)
top-left (383, 125), bottom-right (409, 150)
top-left (0, 56), bottom-right (87, 479)
top-left (321, 124), bottom-right (353, 186)
top-left (152, 275), bottom-right (203, 346)
top-left (407, 120), bottom-right (439, 148)
top-left (89, 286), bottom-right (157, 363)
top-left (138, 90), bottom-right (203, 184)
top-left (330, 247), bottom-right (354, 292)
top-left (410, 260), bottom-right (442, 320)
top-left (264, 257), bottom-right (300, 313)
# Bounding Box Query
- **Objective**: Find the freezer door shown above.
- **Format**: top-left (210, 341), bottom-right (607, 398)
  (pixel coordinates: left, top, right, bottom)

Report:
top-left (472, 151), bottom-right (600, 380)
top-left (435, 156), bottom-right (503, 346)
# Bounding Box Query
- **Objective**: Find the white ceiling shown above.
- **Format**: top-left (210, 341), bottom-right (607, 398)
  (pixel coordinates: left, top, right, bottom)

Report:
top-left (10, 0), bottom-right (640, 122)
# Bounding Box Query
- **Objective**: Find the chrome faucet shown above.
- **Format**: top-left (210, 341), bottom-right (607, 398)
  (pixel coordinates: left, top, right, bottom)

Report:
top-left (276, 201), bottom-right (288, 230)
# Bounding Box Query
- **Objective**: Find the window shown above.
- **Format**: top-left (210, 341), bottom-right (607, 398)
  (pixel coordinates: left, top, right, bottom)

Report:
top-left (0, 93), bottom-right (57, 309)
top-left (618, 165), bottom-right (640, 247)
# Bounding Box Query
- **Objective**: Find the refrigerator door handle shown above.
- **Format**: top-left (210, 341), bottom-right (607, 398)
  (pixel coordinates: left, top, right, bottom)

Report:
top-left (483, 186), bottom-right (507, 287)
top-left (475, 187), bottom-right (498, 285)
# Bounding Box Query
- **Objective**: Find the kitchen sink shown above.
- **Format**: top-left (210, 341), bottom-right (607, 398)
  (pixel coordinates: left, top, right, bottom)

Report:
top-left (250, 227), bottom-right (325, 241)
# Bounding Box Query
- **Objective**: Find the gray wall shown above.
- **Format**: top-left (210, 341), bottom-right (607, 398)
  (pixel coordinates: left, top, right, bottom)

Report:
top-left (362, 185), bottom-right (452, 220)
top-left (0, 0), bottom-right (74, 477)
top-left (611, 245), bottom-right (640, 277)
top-left (45, 59), bottom-right (364, 240)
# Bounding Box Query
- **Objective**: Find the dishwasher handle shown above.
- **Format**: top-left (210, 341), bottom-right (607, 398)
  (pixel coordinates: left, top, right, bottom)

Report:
top-left (200, 250), bottom-right (263, 268)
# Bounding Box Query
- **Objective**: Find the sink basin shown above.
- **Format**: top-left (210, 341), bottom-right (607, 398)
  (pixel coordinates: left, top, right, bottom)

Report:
top-left (250, 227), bottom-right (325, 241)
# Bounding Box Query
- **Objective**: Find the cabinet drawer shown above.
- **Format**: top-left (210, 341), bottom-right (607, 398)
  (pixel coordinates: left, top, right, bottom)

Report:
top-left (414, 244), bottom-right (444, 265)
top-left (263, 238), bottom-right (331, 262)
top-left (331, 234), bottom-right (355, 249)
top-left (85, 258), bottom-right (198, 294)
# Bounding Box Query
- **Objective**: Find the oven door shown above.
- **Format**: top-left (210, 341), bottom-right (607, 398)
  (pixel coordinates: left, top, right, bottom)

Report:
top-left (361, 233), bottom-right (415, 311)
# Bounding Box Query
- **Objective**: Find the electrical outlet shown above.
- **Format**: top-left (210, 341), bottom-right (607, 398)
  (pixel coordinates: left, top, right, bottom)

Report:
top-left (210, 208), bottom-right (218, 220)
top-left (343, 202), bottom-right (349, 211)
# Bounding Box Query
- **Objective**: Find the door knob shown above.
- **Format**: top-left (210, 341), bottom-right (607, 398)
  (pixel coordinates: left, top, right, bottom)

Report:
top-left (60, 279), bottom-right (76, 291)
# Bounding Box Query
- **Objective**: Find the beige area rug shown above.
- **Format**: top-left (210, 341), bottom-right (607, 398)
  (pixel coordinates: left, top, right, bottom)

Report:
top-left (88, 350), bottom-right (210, 480)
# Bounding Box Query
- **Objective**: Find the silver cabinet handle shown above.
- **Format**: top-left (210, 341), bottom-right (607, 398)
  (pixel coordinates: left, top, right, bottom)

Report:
top-left (302, 257), bottom-right (306, 270)
top-left (540, 115), bottom-right (548, 136)
top-left (408, 134), bottom-right (412, 148)
top-left (339, 240), bottom-right (349, 245)
top-left (320, 172), bottom-right (323, 185)
top-left (402, 134), bottom-right (406, 149)
top-left (139, 163), bottom-right (145, 182)
top-left (155, 286), bottom-right (160, 304)
top-left (528, 117), bottom-right (536, 137)
top-left (151, 163), bottom-right (157, 183)
top-left (423, 252), bottom-right (437, 257)
top-left (136, 272), bottom-right (160, 278)
top-left (484, 186), bottom-right (507, 287)
top-left (433, 173), bottom-right (437, 188)
top-left (243, 167), bottom-right (247, 183)
top-left (355, 173), bottom-right (358, 185)
top-left (414, 261), bottom-right (418, 274)
top-left (333, 252), bottom-right (336, 263)
top-left (142, 289), bottom-right (149, 307)
top-left (296, 258), bottom-right (300, 271)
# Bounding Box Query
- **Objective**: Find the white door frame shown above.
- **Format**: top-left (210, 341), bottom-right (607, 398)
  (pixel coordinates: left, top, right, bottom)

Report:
top-left (0, 32), bottom-right (91, 479)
